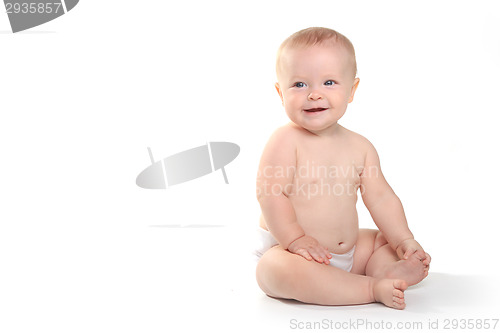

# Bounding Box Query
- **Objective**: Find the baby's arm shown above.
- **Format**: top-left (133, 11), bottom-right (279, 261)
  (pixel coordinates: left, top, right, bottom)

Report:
top-left (360, 141), bottom-right (431, 265)
top-left (257, 127), bottom-right (331, 264)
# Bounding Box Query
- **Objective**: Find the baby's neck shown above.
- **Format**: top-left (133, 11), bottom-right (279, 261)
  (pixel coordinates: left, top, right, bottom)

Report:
top-left (302, 122), bottom-right (343, 137)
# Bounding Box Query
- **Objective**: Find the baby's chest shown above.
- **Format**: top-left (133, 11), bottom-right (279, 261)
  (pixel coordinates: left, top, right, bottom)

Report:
top-left (295, 147), bottom-right (364, 187)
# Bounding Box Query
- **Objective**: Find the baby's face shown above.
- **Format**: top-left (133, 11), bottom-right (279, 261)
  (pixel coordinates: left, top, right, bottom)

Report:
top-left (276, 44), bottom-right (359, 135)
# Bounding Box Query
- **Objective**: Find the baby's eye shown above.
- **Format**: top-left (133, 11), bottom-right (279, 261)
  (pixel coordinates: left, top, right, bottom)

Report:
top-left (324, 80), bottom-right (336, 86)
top-left (293, 82), bottom-right (306, 88)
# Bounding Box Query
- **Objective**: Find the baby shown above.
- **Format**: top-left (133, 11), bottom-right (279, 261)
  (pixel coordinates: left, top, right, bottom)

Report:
top-left (255, 27), bottom-right (431, 310)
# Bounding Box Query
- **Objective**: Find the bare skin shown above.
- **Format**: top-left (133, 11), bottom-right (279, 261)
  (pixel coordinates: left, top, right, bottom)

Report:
top-left (257, 229), bottom-right (426, 309)
top-left (366, 244), bottom-right (429, 286)
top-left (256, 39), bottom-right (431, 309)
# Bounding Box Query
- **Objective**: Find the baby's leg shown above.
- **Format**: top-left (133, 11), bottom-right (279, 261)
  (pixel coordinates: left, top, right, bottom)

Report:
top-left (358, 230), bottom-right (428, 286)
top-left (256, 246), bottom-right (408, 309)
top-left (350, 229), bottom-right (388, 275)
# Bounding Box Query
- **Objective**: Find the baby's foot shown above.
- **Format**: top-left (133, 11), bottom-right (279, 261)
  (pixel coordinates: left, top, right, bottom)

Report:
top-left (380, 251), bottom-right (428, 286)
top-left (372, 279), bottom-right (408, 310)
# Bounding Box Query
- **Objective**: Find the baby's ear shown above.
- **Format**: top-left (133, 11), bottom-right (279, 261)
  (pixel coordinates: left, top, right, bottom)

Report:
top-left (275, 82), bottom-right (284, 105)
top-left (348, 78), bottom-right (360, 103)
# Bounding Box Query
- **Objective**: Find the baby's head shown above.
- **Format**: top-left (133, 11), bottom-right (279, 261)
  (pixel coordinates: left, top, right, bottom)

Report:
top-left (276, 27), bottom-right (357, 80)
top-left (275, 27), bottom-right (360, 134)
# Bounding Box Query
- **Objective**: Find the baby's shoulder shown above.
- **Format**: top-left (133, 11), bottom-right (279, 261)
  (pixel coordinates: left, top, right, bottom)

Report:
top-left (260, 123), bottom-right (300, 166)
top-left (340, 126), bottom-right (376, 153)
top-left (267, 123), bottom-right (304, 145)
top-left (261, 123), bottom-right (308, 160)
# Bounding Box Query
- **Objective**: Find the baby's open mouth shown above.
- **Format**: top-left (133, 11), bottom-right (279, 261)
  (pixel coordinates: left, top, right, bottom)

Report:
top-left (304, 108), bottom-right (328, 113)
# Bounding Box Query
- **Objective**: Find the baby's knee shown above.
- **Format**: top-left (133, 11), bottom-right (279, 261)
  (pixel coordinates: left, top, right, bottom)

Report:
top-left (256, 248), bottom-right (298, 296)
top-left (257, 248), bottom-right (290, 280)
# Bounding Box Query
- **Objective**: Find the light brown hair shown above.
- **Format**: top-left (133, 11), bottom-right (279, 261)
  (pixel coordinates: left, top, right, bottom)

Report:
top-left (276, 27), bottom-right (357, 78)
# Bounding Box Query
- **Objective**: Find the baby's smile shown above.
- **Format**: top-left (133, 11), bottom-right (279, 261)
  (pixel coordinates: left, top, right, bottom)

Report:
top-left (304, 107), bottom-right (329, 113)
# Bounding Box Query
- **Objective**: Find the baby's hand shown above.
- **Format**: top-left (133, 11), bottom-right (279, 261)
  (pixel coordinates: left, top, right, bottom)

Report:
top-left (396, 238), bottom-right (431, 266)
top-left (287, 235), bottom-right (332, 265)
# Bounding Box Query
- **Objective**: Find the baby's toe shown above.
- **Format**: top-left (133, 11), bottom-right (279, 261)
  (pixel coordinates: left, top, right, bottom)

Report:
top-left (393, 289), bottom-right (404, 298)
top-left (393, 296), bottom-right (405, 304)
top-left (393, 279), bottom-right (408, 291)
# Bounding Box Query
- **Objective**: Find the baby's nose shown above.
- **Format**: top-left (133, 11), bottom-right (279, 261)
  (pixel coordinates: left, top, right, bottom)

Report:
top-left (308, 91), bottom-right (323, 100)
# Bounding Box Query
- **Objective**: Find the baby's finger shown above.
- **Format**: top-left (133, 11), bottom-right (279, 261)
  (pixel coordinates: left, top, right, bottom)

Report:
top-left (422, 255), bottom-right (431, 267)
top-left (414, 249), bottom-right (426, 260)
top-left (317, 246), bottom-right (332, 263)
top-left (320, 247), bottom-right (332, 264)
top-left (296, 249), bottom-right (313, 261)
top-left (311, 251), bottom-right (326, 264)
top-left (310, 248), bottom-right (329, 265)
top-left (403, 248), bottom-right (415, 259)
top-left (324, 246), bottom-right (332, 259)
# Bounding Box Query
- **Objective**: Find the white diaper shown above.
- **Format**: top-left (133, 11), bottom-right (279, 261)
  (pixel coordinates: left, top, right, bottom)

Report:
top-left (254, 227), bottom-right (355, 272)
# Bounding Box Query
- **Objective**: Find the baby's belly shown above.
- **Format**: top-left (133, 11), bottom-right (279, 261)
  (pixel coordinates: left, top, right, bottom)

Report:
top-left (291, 195), bottom-right (359, 254)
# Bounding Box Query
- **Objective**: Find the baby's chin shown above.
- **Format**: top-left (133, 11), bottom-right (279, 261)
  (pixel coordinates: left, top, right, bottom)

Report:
top-left (287, 110), bottom-right (345, 132)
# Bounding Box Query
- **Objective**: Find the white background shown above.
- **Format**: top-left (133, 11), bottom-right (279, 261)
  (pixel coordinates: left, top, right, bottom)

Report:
top-left (1, 0), bottom-right (499, 332)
